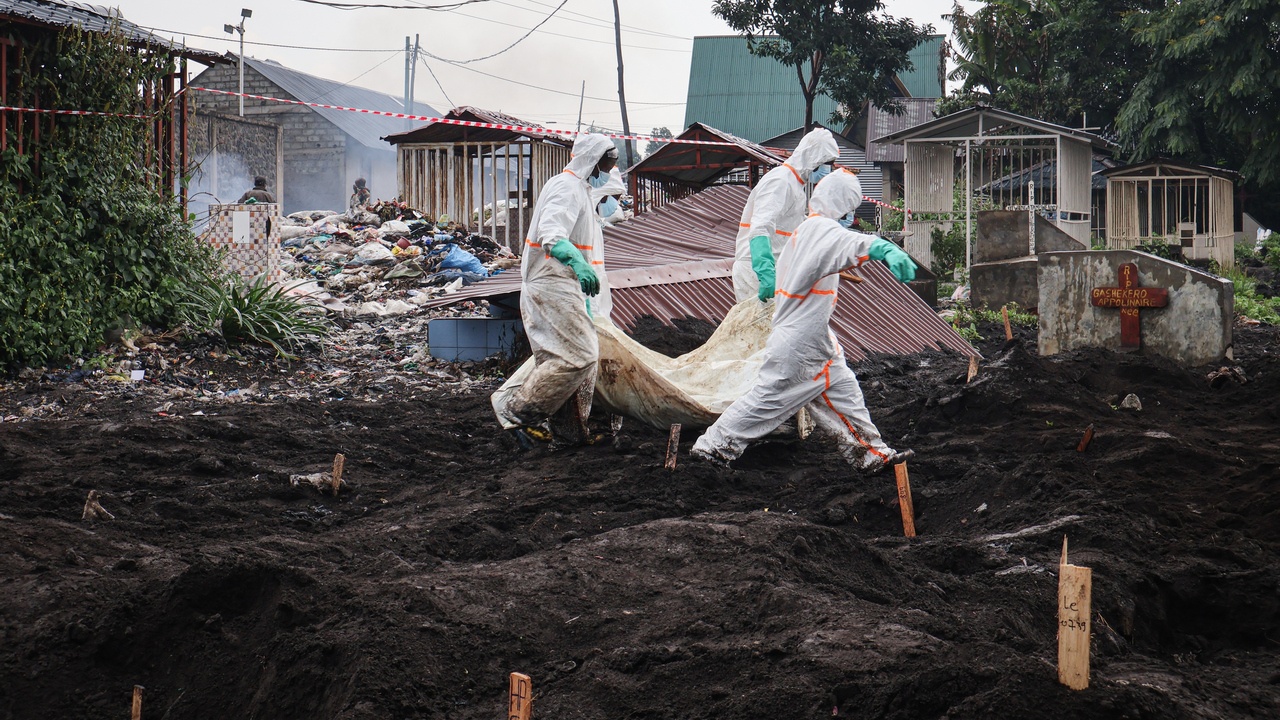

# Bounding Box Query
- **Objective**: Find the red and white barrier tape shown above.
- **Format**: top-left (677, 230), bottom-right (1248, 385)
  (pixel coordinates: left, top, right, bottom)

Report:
top-left (189, 86), bottom-right (739, 147)
top-left (0, 104), bottom-right (153, 119)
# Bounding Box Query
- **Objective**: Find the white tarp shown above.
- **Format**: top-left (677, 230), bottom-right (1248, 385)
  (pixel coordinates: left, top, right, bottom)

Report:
top-left (494, 300), bottom-right (811, 433)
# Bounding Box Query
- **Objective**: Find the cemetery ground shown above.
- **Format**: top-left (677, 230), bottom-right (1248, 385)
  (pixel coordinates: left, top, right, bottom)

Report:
top-left (1, 318), bottom-right (1278, 720)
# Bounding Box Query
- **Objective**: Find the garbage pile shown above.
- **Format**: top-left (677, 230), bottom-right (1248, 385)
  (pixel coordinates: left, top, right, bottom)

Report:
top-left (276, 200), bottom-right (520, 318)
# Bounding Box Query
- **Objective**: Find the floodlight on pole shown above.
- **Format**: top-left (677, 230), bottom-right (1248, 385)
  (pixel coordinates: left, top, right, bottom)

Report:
top-left (224, 9), bottom-right (251, 116)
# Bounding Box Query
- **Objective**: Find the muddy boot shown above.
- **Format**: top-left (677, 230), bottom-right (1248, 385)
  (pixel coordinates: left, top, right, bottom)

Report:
top-left (547, 380), bottom-right (595, 449)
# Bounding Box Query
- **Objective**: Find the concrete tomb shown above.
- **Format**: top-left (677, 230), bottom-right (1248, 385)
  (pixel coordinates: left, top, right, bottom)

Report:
top-left (1038, 250), bottom-right (1233, 366)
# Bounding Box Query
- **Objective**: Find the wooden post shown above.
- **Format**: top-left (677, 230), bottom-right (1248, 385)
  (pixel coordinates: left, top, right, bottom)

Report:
top-left (893, 462), bottom-right (916, 538)
top-left (508, 672), bottom-right (532, 720)
top-left (131, 685), bottom-right (143, 720)
top-left (1057, 536), bottom-right (1092, 690)
top-left (664, 424), bottom-right (681, 471)
top-left (1076, 424), bottom-right (1095, 453)
top-left (966, 356), bottom-right (979, 383)
top-left (331, 453), bottom-right (346, 496)
top-left (1002, 305), bottom-right (1013, 341)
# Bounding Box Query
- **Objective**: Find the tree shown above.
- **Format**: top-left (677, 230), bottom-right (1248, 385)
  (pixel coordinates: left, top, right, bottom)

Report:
top-left (712, 0), bottom-right (930, 128)
top-left (1117, 0), bottom-right (1280, 191)
top-left (941, 0), bottom-right (1156, 129)
top-left (644, 127), bottom-right (673, 158)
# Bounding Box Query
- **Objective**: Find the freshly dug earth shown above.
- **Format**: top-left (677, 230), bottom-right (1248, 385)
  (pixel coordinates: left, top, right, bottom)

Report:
top-left (2, 322), bottom-right (1278, 720)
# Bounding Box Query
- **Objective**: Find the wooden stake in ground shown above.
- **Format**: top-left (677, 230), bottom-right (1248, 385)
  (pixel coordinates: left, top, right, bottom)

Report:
top-left (893, 462), bottom-right (916, 538)
top-left (966, 356), bottom-right (979, 383)
top-left (508, 672), bottom-right (532, 720)
top-left (664, 424), bottom-right (681, 471)
top-left (1058, 536), bottom-right (1093, 690)
top-left (1077, 424), bottom-right (1095, 453)
top-left (81, 490), bottom-right (115, 521)
top-left (1002, 305), bottom-right (1013, 341)
top-left (131, 685), bottom-right (143, 720)
top-left (331, 453), bottom-right (346, 496)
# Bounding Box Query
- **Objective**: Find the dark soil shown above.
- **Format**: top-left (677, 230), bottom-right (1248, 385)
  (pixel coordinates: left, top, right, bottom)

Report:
top-left (2, 320), bottom-right (1279, 720)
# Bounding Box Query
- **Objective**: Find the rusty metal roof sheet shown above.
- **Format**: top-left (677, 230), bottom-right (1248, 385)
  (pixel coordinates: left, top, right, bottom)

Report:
top-left (626, 123), bottom-right (783, 186)
top-left (421, 183), bottom-right (975, 359)
top-left (383, 106), bottom-right (568, 146)
top-left (0, 0), bottom-right (225, 64)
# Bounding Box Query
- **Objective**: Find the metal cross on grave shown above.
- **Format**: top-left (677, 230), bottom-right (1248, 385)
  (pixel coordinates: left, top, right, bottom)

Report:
top-left (1089, 263), bottom-right (1169, 349)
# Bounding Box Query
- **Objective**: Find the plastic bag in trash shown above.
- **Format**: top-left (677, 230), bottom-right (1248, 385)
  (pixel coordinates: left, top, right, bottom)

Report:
top-left (437, 244), bottom-right (487, 276)
top-left (427, 269), bottom-right (488, 286)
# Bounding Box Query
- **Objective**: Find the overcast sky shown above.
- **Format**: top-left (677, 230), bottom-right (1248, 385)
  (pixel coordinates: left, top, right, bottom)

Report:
top-left (109, 0), bottom-right (971, 136)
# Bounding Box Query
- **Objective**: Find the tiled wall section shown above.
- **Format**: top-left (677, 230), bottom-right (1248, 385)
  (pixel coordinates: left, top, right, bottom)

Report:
top-left (206, 204), bottom-right (284, 282)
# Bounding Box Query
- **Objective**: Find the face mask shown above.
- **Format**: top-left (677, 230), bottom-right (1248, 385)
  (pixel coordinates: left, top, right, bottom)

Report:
top-left (838, 213), bottom-right (855, 229)
top-left (810, 163), bottom-right (833, 183)
top-left (588, 172), bottom-right (609, 189)
top-left (599, 196), bottom-right (619, 218)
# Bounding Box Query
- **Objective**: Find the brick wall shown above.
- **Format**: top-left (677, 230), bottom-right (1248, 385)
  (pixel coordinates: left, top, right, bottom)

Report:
top-left (191, 63), bottom-right (348, 213)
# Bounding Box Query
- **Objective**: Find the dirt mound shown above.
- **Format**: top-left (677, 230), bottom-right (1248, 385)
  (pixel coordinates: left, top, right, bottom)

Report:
top-left (1, 322), bottom-right (1278, 719)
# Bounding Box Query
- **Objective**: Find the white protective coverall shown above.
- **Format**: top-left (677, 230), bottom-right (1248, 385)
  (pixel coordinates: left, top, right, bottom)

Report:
top-left (587, 166), bottom-right (626, 321)
top-left (732, 128), bottom-right (841, 301)
top-left (694, 170), bottom-right (902, 470)
top-left (491, 133), bottom-right (617, 428)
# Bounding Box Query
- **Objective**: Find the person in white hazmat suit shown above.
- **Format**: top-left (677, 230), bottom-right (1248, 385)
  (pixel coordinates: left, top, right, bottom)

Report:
top-left (692, 169), bottom-right (919, 471)
top-left (733, 127), bottom-right (841, 303)
top-left (585, 166), bottom-right (626, 321)
top-left (491, 133), bottom-right (618, 435)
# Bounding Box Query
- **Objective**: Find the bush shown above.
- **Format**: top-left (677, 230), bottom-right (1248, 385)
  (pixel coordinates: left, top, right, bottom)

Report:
top-left (0, 27), bottom-right (216, 368)
top-left (177, 274), bottom-right (329, 358)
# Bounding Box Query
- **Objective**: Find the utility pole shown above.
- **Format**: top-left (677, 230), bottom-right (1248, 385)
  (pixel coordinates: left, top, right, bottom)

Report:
top-left (576, 81), bottom-right (585, 133)
top-left (611, 0), bottom-right (635, 168)
top-left (409, 34), bottom-right (420, 114)
top-left (223, 8), bottom-right (252, 117)
top-left (404, 36), bottom-right (411, 130)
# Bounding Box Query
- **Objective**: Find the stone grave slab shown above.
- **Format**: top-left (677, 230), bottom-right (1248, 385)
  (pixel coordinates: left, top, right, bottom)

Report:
top-left (1038, 250), bottom-right (1233, 366)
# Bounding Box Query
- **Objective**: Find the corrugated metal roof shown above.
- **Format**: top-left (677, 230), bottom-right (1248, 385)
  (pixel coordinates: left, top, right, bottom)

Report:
top-left (873, 105), bottom-right (1116, 150)
top-left (865, 98), bottom-right (939, 163)
top-left (0, 0), bottom-right (224, 63)
top-left (1102, 158), bottom-right (1239, 181)
top-left (763, 124), bottom-right (881, 222)
top-left (627, 122), bottom-right (784, 187)
top-left (901, 36), bottom-right (946, 99)
top-left (240, 56), bottom-right (438, 151)
top-left (683, 35), bottom-right (945, 144)
top-left (383, 106), bottom-right (568, 146)
top-left (422, 183), bottom-right (975, 359)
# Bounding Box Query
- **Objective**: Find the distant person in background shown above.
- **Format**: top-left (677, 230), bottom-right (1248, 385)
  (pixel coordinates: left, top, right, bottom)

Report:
top-left (237, 176), bottom-right (275, 204)
top-left (350, 178), bottom-right (371, 211)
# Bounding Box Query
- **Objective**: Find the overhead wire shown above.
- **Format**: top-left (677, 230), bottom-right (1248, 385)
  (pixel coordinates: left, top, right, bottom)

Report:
top-left (445, 8), bottom-right (689, 52)
top-left (138, 24), bottom-right (403, 52)
top-left (418, 56), bottom-right (457, 109)
top-left (419, 56), bottom-right (680, 105)
top-left (417, 0), bottom-right (569, 64)
top-left (304, 51), bottom-right (403, 102)
top-left (497, 0), bottom-right (690, 41)
top-left (292, 0), bottom-right (492, 9)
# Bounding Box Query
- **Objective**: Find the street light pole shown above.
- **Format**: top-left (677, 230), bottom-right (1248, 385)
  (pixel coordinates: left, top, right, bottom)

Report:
top-left (224, 8), bottom-right (252, 117)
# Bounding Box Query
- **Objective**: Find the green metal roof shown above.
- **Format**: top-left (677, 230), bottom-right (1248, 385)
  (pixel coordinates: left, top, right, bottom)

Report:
top-left (683, 35), bottom-right (945, 144)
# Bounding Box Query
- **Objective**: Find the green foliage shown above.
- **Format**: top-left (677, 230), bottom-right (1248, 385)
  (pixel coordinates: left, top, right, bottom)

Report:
top-left (1136, 235), bottom-right (1178, 260)
top-left (177, 274), bottom-right (329, 358)
top-left (929, 224), bottom-right (967, 276)
top-left (0, 27), bottom-right (217, 367)
top-left (1219, 264), bottom-right (1280, 325)
top-left (712, 0), bottom-right (931, 127)
top-left (1118, 0), bottom-right (1280, 191)
top-left (941, 0), bottom-right (1154, 127)
top-left (644, 127), bottom-right (673, 158)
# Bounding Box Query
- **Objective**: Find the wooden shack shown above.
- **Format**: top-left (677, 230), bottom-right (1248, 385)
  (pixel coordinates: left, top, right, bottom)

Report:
top-left (384, 107), bottom-right (572, 251)
top-left (1104, 160), bottom-right (1236, 270)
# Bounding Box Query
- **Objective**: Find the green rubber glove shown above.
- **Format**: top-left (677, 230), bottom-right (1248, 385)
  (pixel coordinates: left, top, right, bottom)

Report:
top-left (749, 235), bottom-right (776, 302)
top-left (548, 238), bottom-right (600, 296)
top-left (868, 238), bottom-right (916, 283)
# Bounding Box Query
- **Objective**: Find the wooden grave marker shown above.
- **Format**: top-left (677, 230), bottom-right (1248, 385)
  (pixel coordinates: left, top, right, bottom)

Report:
top-left (893, 462), bottom-right (916, 538)
top-left (509, 672), bottom-right (532, 720)
top-left (1090, 262), bottom-right (1168, 349)
top-left (1057, 536), bottom-right (1092, 690)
